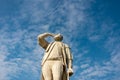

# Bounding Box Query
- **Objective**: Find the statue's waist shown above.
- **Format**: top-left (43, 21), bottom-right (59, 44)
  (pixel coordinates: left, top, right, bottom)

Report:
top-left (47, 57), bottom-right (63, 61)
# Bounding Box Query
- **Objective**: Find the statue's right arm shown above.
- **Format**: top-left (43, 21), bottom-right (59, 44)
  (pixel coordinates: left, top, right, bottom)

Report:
top-left (38, 33), bottom-right (54, 49)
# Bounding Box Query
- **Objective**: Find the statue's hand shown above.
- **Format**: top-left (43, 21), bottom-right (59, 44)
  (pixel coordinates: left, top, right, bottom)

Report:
top-left (67, 68), bottom-right (73, 76)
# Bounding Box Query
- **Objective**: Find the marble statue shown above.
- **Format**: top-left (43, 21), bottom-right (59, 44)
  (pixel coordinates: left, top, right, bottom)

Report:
top-left (38, 33), bottom-right (73, 80)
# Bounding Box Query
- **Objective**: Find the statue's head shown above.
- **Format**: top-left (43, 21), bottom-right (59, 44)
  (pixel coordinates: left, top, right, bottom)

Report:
top-left (54, 33), bottom-right (63, 41)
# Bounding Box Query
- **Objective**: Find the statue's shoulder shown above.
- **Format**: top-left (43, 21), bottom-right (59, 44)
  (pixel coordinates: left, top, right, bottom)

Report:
top-left (64, 43), bottom-right (70, 48)
top-left (47, 42), bottom-right (54, 47)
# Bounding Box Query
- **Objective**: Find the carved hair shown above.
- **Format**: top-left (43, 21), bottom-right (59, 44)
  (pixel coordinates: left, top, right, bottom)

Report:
top-left (54, 34), bottom-right (63, 41)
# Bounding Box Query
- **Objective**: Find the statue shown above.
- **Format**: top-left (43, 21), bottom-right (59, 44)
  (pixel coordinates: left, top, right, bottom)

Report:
top-left (38, 33), bottom-right (73, 80)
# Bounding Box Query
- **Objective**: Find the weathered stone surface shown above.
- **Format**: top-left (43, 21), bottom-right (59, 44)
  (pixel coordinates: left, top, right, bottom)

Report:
top-left (38, 33), bottom-right (73, 80)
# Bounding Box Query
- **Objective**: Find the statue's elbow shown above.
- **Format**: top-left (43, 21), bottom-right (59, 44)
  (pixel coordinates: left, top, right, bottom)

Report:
top-left (38, 35), bottom-right (42, 39)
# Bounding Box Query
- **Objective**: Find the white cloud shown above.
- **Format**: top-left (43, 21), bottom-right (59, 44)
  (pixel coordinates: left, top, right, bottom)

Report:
top-left (0, 20), bottom-right (41, 80)
top-left (0, 46), bottom-right (19, 80)
top-left (75, 63), bottom-right (112, 80)
top-left (88, 34), bottom-right (102, 42)
top-left (0, 0), bottom-right (120, 80)
top-left (80, 64), bottom-right (89, 69)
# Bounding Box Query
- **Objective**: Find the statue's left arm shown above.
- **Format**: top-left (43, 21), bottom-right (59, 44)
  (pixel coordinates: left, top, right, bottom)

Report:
top-left (65, 44), bottom-right (73, 76)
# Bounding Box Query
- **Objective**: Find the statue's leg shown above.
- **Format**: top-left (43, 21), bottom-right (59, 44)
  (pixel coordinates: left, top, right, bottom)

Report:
top-left (52, 61), bottom-right (63, 80)
top-left (42, 61), bottom-right (52, 80)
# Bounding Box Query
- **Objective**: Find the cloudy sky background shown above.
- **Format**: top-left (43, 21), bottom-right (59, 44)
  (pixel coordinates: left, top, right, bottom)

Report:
top-left (0, 0), bottom-right (120, 80)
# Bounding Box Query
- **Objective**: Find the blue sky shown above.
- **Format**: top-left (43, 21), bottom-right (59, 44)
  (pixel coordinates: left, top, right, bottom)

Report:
top-left (0, 0), bottom-right (120, 80)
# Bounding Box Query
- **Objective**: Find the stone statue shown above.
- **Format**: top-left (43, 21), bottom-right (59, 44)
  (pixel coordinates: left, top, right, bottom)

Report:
top-left (38, 33), bottom-right (73, 80)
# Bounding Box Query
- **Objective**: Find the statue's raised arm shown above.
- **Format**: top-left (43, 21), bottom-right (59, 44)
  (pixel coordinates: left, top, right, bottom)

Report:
top-left (38, 33), bottom-right (55, 49)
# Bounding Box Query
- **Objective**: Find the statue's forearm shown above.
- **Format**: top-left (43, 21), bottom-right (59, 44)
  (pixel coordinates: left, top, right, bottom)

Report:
top-left (68, 59), bottom-right (73, 69)
top-left (65, 46), bottom-right (73, 69)
top-left (38, 33), bottom-right (54, 38)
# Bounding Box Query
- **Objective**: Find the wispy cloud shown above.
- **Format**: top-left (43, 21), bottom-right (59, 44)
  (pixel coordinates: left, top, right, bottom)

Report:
top-left (0, 0), bottom-right (120, 80)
